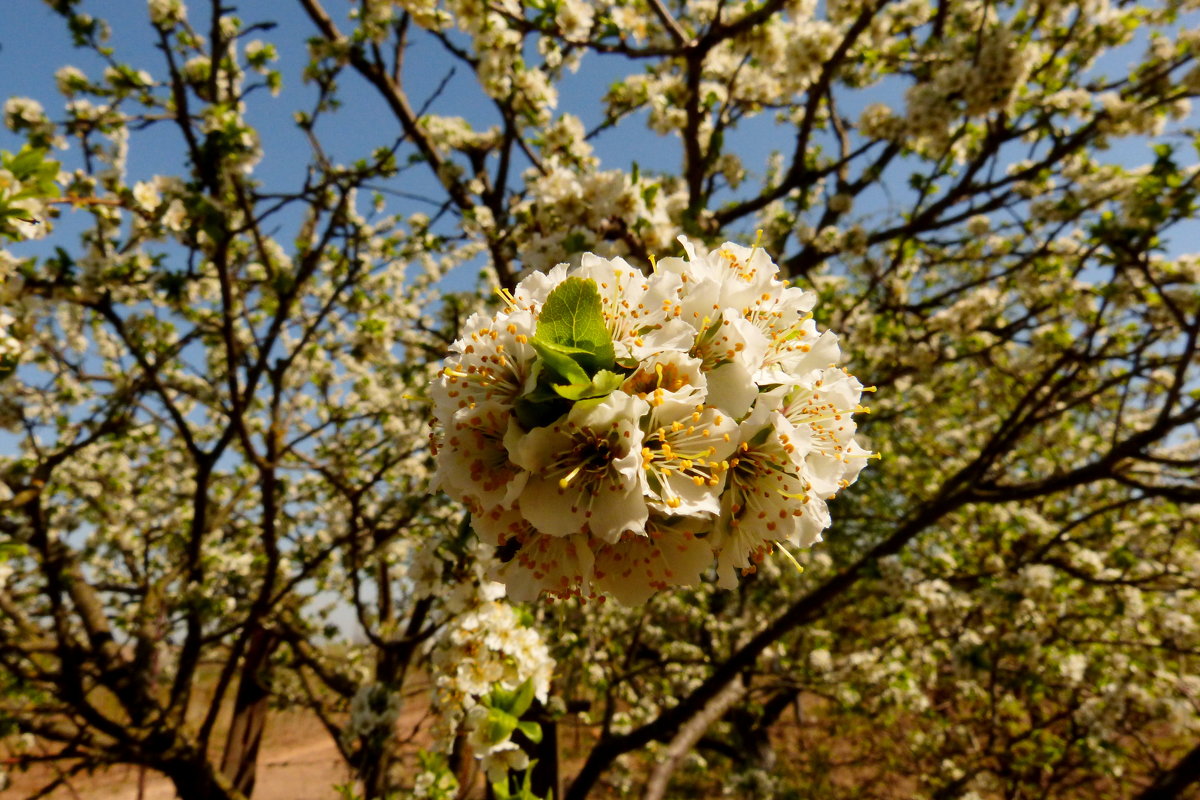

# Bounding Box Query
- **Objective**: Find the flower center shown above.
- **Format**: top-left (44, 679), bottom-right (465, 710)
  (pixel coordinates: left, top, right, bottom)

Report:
top-left (557, 432), bottom-right (618, 488)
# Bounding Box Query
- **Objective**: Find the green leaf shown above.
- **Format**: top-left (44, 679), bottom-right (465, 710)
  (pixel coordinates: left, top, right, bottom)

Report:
top-left (513, 391), bottom-right (569, 430)
top-left (563, 231), bottom-right (589, 253)
top-left (552, 369), bottom-right (625, 401)
top-left (530, 338), bottom-right (591, 386)
top-left (510, 678), bottom-right (536, 717)
top-left (492, 759), bottom-right (549, 800)
top-left (489, 683), bottom-right (516, 710)
top-left (519, 763), bottom-right (547, 800)
top-left (8, 147), bottom-right (44, 177)
top-left (533, 277), bottom-right (615, 374)
top-left (486, 707), bottom-right (519, 744)
top-left (551, 384), bottom-right (596, 401)
top-left (516, 719), bottom-right (543, 745)
top-left (514, 278), bottom-right (630, 428)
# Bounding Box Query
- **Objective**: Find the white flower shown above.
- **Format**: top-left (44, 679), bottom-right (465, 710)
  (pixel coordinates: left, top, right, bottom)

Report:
top-left (426, 597), bottom-right (554, 762)
top-left (475, 736), bottom-right (530, 785)
top-left (432, 309), bottom-right (538, 420)
top-left (574, 252), bottom-right (691, 360)
top-left (745, 288), bottom-right (830, 385)
top-left (162, 198), bottom-right (187, 231)
top-left (1061, 653), bottom-right (1088, 684)
top-left (132, 180), bottom-right (161, 212)
top-left (508, 390), bottom-right (649, 543)
top-left (639, 394), bottom-right (737, 518)
top-left (55, 66), bottom-right (88, 96)
top-left (773, 367), bottom-right (874, 493)
top-left (591, 520), bottom-right (712, 605)
top-left (710, 399), bottom-right (822, 588)
top-left (3, 97), bottom-right (46, 128)
top-left (341, 684), bottom-right (402, 747)
top-left (491, 531), bottom-right (596, 601)
top-left (660, 237), bottom-right (780, 311)
top-left (435, 401), bottom-right (528, 510)
top-left (512, 261), bottom-right (571, 307)
top-left (0, 312), bottom-right (21, 365)
top-left (685, 309), bottom-right (769, 419)
top-left (620, 350), bottom-right (708, 408)
top-left (554, 0), bottom-right (594, 39)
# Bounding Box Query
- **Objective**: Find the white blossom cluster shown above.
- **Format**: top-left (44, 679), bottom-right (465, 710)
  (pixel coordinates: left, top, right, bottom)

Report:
top-left (426, 593), bottom-right (554, 781)
top-left (901, 23), bottom-right (1040, 156)
top-left (512, 161), bottom-right (687, 274)
top-left (340, 683), bottom-right (404, 750)
top-left (431, 237), bottom-right (873, 604)
top-left (396, 0), bottom-right (578, 125)
top-left (0, 311), bottom-right (18, 366)
top-left (148, 0), bottom-right (187, 29)
top-left (2, 97), bottom-right (59, 150)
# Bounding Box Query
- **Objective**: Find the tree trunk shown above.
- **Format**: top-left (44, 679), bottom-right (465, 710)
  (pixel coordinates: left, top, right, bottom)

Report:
top-left (1136, 741), bottom-right (1200, 800)
top-left (529, 716), bottom-right (560, 800)
top-left (360, 743), bottom-right (393, 800)
top-left (165, 753), bottom-right (245, 800)
top-left (219, 627), bottom-right (278, 798)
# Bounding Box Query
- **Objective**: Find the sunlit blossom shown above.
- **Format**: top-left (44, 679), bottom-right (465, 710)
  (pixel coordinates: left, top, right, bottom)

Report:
top-left (431, 237), bottom-right (873, 603)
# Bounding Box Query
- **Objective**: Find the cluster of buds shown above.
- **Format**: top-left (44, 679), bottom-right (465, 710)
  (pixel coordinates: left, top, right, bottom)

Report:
top-left (431, 237), bottom-right (873, 604)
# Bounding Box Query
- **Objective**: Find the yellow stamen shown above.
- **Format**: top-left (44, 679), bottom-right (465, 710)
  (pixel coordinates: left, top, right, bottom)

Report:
top-left (495, 286), bottom-right (519, 310)
top-left (776, 544), bottom-right (805, 576)
top-left (559, 464), bottom-right (583, 489)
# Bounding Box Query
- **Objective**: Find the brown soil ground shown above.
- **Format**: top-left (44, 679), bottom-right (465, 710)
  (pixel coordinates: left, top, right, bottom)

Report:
top-left (5, 709), bottom-right (352, 800)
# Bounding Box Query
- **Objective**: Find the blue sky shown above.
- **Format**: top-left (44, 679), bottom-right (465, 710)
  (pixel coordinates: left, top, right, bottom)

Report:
top-left (1, 2), bottom-right (685, 202)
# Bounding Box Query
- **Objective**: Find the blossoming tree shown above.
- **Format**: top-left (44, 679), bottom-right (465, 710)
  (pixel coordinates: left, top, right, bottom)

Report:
top-left (2, 0), bottom-right (1199, 798)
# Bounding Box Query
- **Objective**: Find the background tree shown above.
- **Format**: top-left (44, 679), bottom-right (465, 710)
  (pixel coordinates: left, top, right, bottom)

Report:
top-left (1, 0), bottom-right (1199, 799)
